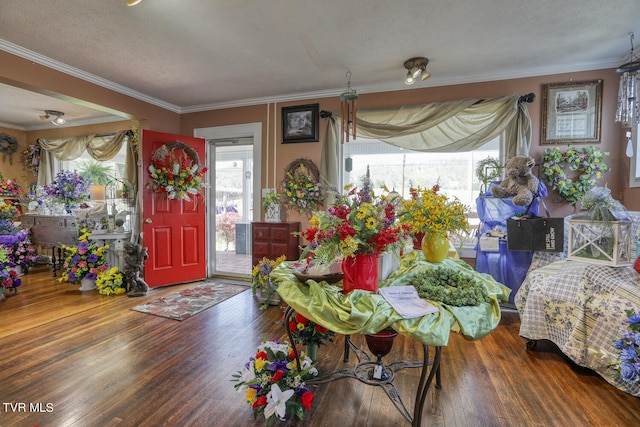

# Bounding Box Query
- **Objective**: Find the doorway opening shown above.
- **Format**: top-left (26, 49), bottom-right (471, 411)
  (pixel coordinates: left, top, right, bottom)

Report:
top-left (194, 123), bottom-right (262, 279)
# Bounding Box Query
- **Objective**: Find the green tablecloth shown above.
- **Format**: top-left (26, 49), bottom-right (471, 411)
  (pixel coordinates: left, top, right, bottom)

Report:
top-left (270, 251), bottom-right (510, 347)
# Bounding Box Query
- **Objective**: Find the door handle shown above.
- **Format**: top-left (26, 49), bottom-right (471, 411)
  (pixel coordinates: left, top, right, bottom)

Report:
top-left (145, 218), bottom-right (153, 224)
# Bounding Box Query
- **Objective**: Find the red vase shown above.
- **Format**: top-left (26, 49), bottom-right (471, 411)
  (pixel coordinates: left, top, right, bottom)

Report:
top-left (342, 253), bottom-right (379, 294)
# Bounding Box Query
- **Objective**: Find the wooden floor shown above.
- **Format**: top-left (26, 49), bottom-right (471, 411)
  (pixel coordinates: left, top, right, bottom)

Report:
top-left (1, 265), bottom-right (639, 427)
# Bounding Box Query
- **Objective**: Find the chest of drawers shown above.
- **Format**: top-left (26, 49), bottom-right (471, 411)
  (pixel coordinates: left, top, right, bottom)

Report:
top-left (251, 222), bottom-right (300, 266)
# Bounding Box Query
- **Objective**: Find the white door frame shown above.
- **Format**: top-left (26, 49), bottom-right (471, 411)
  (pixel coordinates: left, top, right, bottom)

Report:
top-left (194, 123), bottom-right (262, 275)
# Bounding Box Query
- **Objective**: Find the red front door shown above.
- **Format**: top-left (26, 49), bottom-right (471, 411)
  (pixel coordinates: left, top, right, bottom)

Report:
top-left (141, 130), bottom-right (207, 287)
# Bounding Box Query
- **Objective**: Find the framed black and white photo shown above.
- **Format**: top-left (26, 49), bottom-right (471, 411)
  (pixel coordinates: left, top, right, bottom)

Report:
top-left (541, 80), bottom-right (602, 144)
top-left (282, 104), bottom-right (319, 143)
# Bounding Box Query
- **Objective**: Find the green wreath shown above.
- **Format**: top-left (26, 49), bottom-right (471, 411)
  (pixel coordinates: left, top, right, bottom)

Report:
top-left (541, 145), bottom-right (609, 205)
top-left (475, 157), bottom-right (503, 191)
top-left (0, 133), bottom-right (18, 154)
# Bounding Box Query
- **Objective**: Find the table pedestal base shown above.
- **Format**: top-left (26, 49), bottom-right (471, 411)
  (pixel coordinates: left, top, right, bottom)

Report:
top-left (284, 307), bottom-right (441, 427)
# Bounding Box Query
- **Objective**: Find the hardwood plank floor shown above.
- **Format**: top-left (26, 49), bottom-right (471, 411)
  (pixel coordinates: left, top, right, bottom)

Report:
top-left (1, 265), bottom-right (639, 427)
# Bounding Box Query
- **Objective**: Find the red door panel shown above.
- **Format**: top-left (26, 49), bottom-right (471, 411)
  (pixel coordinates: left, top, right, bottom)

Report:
top-left (142, 130), bottom-right (207, 287)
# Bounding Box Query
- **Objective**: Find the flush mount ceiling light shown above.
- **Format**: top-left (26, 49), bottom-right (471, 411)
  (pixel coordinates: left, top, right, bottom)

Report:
top-left (403, 57), bottom-right (430, 85)
top-left (39, 110), bottom-right (66, 126)
top-left (127, 0), bottom-right (143, 6)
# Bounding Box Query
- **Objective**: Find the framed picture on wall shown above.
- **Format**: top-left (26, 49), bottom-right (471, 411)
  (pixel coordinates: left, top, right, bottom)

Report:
top-left (541, 80), bottom-right (602, 144)
top-left (282, 104), bottom-right (319, 143)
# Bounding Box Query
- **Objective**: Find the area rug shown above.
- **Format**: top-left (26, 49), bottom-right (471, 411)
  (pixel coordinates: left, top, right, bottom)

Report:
top-left (131, 281), bottom-right (248, 321)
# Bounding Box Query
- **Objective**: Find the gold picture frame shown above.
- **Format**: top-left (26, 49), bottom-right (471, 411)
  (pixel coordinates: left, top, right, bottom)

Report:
top-left (541, 80), bottom-right (602, 145)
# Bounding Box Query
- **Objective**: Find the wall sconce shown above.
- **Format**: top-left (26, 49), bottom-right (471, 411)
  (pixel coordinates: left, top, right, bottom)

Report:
top-left (404, 57), bottom-right (430, 85)
top-left (39, 110), bottom-right (66, 126)
top-left (616, 33), bottom-right (640, 128)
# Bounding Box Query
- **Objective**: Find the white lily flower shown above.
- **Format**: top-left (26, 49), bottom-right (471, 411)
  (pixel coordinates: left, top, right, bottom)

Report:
top-left (172, 162), bottom-right (180, 174)
top-left (191, 164), bottom-right (199, 174)
top-left (264, 383), bottom-right (294, 421)
top-left (236, 362), bottom-right (255, 393)
top-left (148, 165), bottom-right (156, 174)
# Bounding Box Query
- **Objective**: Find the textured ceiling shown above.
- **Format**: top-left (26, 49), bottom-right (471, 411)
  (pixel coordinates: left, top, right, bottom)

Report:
top-left (0, 0), bottom-right (639, 130)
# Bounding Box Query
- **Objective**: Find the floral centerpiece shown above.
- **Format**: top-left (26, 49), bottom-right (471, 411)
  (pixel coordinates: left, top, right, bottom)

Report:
top-left (285, 311), bottom-right (335, 347)
top-left (232, 339), bottom-right (318, 425)
top-left (0, 249), bottom-right (21, 294)
top-left (301, 173), bottom-right (409, 267)
top-left (280, 159), bottom-right (323, 215)
top-left (96, 266), bottom-right (126, 295)
top-left (0, 177), bottom-right (22, 197)
top-left (45, 170), bottom-right (91, 210)
top-left (541, 144), bottom-right (609, 205)
top-left (610, 309), bottom-right (640, 385)
top-left (252, 255), bottom-right (286, 310)
top-left (0, 198), bottom-right (20, 221)
top-left (59, 228), bottom-right (109, 283)
top-left (147, 145), bottom-right (208, 201)
top-left (7, 230), bottom-right (37, 269)
top-left (397, 183), bottom-right (470, 239)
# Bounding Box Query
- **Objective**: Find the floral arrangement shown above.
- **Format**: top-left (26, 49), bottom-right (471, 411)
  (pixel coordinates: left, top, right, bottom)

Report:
top-left (262, 190), bottom-right (282, 210)
top-left (7, 231), bottom-right (37, 269)
top-left (232, 339), bottom-right (318, 425)
top-left (285, 310), bottom-right (335, 347)
top-left (45, 170), bottom-right (91, 208)
top-left (0, 219), bottom-right (20, 237)
top-left (302, 171), bottom-right (409, 266)
top-left (22, 144), bottom-right (40, 177)
top-left (280, 159), bottom-right (323, 214)
top-left (611, 309), bottom-right (640, 385)
top-left (96, 266), bottom-right (127, 295)
top-left (541, 145), bottom-right (609, 205)
top-left (59, 228), bottom-right (109, 283)
top-left (0, 198), bottom-right (20, 221)
top-left (252, 255), bottom-right (286, 310)
top-left (0, 249), bottom-right (21, 291)
top-left (147, 145), bottom-right (208, 201)
top-left (398, 183), bottom-right (470, 239)
top-left (0, 178), bottom-right (22, 197)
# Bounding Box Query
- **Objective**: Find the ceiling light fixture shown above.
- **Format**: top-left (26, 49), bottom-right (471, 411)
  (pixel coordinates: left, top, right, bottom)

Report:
top-left (339, 70), bottom-right (359, 143)
top-left (403, 57), bottom-right (430, 85)
top-left (39, 110), bottom-right (66, 126)
top-left (127, 0), bottom-right (143, 6)
top-left (616, 32), bottom-right (640, 128)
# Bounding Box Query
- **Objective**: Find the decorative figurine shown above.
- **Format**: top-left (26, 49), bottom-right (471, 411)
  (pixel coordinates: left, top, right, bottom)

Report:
top-left (123, 242), bottom-right (149, 297)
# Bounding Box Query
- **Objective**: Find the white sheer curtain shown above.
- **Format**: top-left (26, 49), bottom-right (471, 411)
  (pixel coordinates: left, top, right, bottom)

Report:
top-left (321, 94), bottom-right (532, 191)
top-left (37, 130), bottom-right (137, 194)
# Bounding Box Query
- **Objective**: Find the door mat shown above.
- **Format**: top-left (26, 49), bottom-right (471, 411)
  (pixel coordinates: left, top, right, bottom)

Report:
top-left (131, 281), bottom-right (248, 321)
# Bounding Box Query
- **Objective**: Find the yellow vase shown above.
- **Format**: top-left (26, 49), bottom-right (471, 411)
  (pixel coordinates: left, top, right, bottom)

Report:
top-left (422, 233), bottom-right (449, 263)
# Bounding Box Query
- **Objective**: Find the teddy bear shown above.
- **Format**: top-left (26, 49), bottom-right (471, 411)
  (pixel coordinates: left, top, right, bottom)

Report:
top-left (490, 155), bottom-right (540, 206)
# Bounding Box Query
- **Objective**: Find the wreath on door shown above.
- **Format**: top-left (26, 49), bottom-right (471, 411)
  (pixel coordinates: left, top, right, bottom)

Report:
top-left (540, 145), bottom-right (609, 205)
top-left (147, 142), bottom-right (208, 201)
top-left (280, 158), bottom-right (323, 214)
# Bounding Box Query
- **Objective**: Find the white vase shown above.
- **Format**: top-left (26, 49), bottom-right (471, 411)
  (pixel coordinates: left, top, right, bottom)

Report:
top-left (79, 277), bottom-right (97, 291)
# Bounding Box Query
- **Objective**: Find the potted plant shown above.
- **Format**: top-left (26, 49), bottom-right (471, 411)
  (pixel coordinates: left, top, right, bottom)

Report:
top-left (95, 266), bottom-right (127, 295)
top-left (251, 255), bottom-right (286, 310)
top-left (284, 310), bottom-right (335, 361)
top-left (59, 228), bottom-right (109, 290)
top-left (114, 218), bottom-right (125, 232)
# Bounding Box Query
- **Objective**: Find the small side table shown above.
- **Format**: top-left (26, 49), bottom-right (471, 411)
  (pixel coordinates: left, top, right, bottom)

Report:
top-left (89, 231), bottom-right (132, 271)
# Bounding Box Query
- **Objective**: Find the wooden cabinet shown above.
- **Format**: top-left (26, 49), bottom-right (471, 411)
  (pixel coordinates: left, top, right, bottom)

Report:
top-left (251, 222), bottom-right (300, 266)
top-left (22, 214), bottom-right (79, 247)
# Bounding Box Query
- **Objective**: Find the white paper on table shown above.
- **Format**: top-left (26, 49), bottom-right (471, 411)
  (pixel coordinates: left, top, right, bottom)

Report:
top-left (378, 286), bottom-right (439, 319)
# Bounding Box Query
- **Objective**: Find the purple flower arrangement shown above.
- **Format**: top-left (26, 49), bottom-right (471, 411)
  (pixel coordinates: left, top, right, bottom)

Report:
top-left (613, 309), bottom-right (640, 385)
top-left (45, 170), bottom-right (91, 208)
top-left (0, 250), bottom-right (21, 290)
